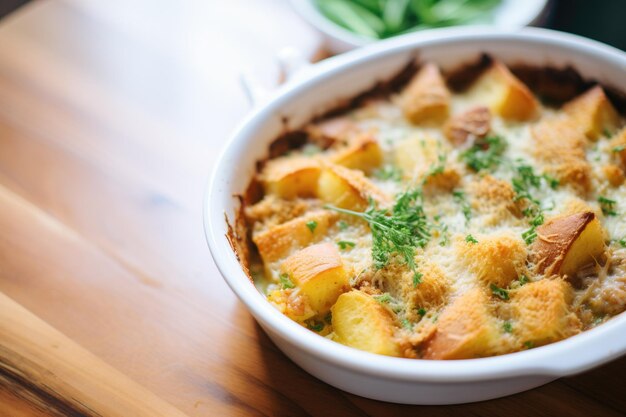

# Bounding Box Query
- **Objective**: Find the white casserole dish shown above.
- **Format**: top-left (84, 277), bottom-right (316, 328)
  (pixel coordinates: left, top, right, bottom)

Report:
top-left (205, 27), bottom-right (626, 404)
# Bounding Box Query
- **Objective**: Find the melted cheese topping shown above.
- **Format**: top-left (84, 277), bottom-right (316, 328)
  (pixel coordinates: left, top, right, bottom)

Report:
top-left (245, 62), bottom-right (626, 359)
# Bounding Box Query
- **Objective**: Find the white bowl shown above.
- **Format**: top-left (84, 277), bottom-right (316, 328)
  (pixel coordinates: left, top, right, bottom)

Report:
top-left (289, 0), bottom-right (551, 53)
top-left (205, 27), bottom-right (626, 404)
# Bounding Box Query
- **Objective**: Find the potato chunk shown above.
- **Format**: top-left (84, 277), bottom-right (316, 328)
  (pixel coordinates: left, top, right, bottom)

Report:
top-left (531, 212), bottom-right (605, 277)
top-left (563, 86), bottom-right (620, 141)
top-left (511, 279), bottom-right (581, 347)
top-left (253, 211), bottom-right (336, 266)
top-left (260, 156), bottom-right (321, 199)
top-left (394, 135), bottom-right (459, 191)
top-left (280, 243), bottom-right (349, 314)
top-left (317, 164), bottom-right (390, 210)
top-left (329, 133), bottom-right (383, 174)
top-left (466, 61), bottom-right (538, 121)
top-left (459, 232), bottom-right (527, 288)
top-left (423, 289), bottom-right (499, 359)
top-left (444, 106), bottom-right (491, 145)
top-left (400, 62), bottom-right (450, 124)
top-left (331, 291), bottom-right (400, 356)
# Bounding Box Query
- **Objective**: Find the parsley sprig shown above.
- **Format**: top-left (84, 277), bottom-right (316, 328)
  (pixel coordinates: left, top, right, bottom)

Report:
top-left (325, 190), bottom-right (430, 282)
top-left (598, 196), bottom-right (617, 216)
top-left (460, 135), bottom-right (506, 172)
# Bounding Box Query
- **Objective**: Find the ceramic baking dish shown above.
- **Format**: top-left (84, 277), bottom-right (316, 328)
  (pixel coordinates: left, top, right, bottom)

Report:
top-left (204, 27), bottom-right (626, 404)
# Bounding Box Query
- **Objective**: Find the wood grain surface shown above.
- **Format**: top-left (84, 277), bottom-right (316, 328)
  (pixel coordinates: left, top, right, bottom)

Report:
top-left (0, 1), bottom-right (624, 416)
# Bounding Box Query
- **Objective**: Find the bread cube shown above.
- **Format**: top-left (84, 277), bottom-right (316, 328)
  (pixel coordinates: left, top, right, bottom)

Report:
top-left (260, 156), bottom-right (321, 199)
top-left (603, 164), bottom-right (625, 186)
top-left (400, 62), bottom-right (450, 124)
top-left (511, 279), bottom-right (581, 346)
top-left (329, 133), bottom-right (383, 174)
top-left (307, 116), bottom-right (360, 142)
top-left (253, 210), bottom-right (336, 266)
top-left (423, 288), bottom-right (499, 359)
top-left (331, 291), bottom-right (400, 356)
top-left (459, 232), bottom-right (526, 288)
top-left (531, 211), bottom-right (606, 278)
top-left (563, 86), bottom-right (620, 141)
top-left (410, 261), bottom-right (450, 309)
top-left (280, 243), bottom-right (349, 314)
top-left (444, 106), bottom-right (491, 145)
top-left (531, 117), bottom-right (590, 193)
top-left (317, 164), bottom-right (390, 211)
top-left (466, 61), bottom-right (538, 121)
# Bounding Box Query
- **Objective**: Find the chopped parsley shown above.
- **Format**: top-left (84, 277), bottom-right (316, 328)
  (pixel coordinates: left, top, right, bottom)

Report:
top-left (503, 321), bottom-right (513, 333)
top-left (490, 284), bottom-right (509, 301)
top-left (417, 308), bottom-right (427, 317)
top-left (518, 275), bottom-right (529, 286)
top-left (523, 341), bottom-right (535, 349)
top-left (460, 135), bottom-right (506, 172)
top-left (374, 164), bottom-right (403, 181)
top-left (306, 320), bottom-right (324, 332)
top-left (598, 196), bottom-right (617, 216)
top-left (521, 213), bottom-right (544, 245)
top-left (374, 293), bottom-right (392, 304)
top-left (306, 220), bottom-right (318, 233)
top-left (413, 271), bottom-right (423, 287)
top-left (437, 222), bottom-right (450, 246)
top-left (324, 311), bottom-right (333, 324)
top-left (338, 220), bottom-right (349, 231)
top-left (337, 240), bottom-right (356, 250)
top-left (325, 190), bottom-right (430, 278)
top-left (452, 190), bottom-right (471, 223)
top-left (401, 319), bottom-right (413, 330)
top-left (279, 273), bottom-right (295, 289)
top-left (612, 145), bottom-right (625, 153)
top-left (465, 234), bottom-right (478, 244)
top-left (619, 238), bottom-right (626, 248)
top-left (543, 174), bottom-right (560, 189)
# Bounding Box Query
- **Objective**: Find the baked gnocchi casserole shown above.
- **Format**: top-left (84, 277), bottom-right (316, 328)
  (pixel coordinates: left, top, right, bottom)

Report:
top-left (234, 57), bottom-right (626, 359)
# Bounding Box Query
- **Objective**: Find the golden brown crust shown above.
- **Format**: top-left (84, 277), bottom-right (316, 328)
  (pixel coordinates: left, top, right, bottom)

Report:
top-left (563, 86), bottom-right (620, 140)
top-left (531, 117), bottom-right (591, 193)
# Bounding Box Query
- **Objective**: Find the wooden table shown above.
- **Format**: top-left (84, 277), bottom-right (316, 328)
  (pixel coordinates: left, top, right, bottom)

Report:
top-left (0, 1), bottom-right (624, 416)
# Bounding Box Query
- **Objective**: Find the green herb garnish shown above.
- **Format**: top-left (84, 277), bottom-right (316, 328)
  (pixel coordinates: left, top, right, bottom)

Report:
top-left (423, 153), bottom-right (446, 183)
top-left (619, 238), bottom-right (626, 248)
top-left (325, 189), bottom-right (430, 277)
top-left (279, 273), bottom-right (295, 289)
top-left (306, 220), bottom-right (318, 233)
top-left (490, 284), bottom-right (509, 300)
top-left (452, 190), bottom-right (471, 223)
top-left (401, 318), bottom-right (413, 330)
top-left (307, 320), bottom-right (325, 332)
top-left (518, 275), bottom-right (529, 286)
top-left (460, 135), bottom-right (506, 172)
top-left (612, 145), bottom-right (625, 153)
top-left (503, 321), bottom-right (513, 333)
top-left (417, 308), bottom-right (427, 317)
top-left (338, 220), bottom-right (349, 231)
top-left (374, 164), bottom-right (403, 181)
top-left (374, 293), bottom-right (392, 304)
top-left (413, 271), bottom-right (423, 287)
top-left (523, 341), bottom-right (535, 349)
top-left (521, 212), bottom-right (544, 245)
top-left (598, 196), bottom-right (617, 216)
top-left (465, 234), bottom-right (478, 244)
top-left (337, 240), bottom-right (356, 250)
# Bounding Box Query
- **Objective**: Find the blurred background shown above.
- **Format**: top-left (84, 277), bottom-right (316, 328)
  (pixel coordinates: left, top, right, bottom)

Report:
top-left (0, 0), bottom-right (623, 51)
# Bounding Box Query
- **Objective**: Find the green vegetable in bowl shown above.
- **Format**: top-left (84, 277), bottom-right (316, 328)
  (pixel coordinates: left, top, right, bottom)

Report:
top-left (315, 0), bottom-right (501, 39)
